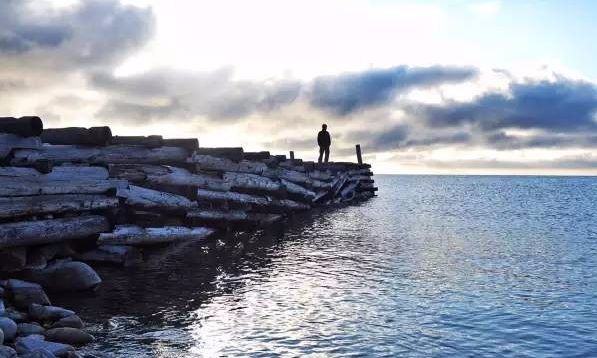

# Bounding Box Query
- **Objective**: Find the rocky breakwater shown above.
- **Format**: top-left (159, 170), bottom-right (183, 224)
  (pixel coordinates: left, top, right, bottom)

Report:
top-left (0, 116), bottom-right (377, 356)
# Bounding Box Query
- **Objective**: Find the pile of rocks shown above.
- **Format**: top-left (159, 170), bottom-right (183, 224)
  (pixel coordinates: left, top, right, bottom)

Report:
top-left (0, 279), bottom-right (106, 358)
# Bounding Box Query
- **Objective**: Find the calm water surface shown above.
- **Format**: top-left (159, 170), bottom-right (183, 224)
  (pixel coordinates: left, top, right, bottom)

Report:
top-left (55, 175), bottom-right (597, 357)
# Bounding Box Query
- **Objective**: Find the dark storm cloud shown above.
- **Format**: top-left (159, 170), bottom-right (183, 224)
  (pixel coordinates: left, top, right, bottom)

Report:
top-left (348, 125), bottom-right (410, 151)
top-left (0, 25), bottom-right (71, 53)
top-left (309, 65), bottom-right (478, 115)
top-left (347, 124), bottom-right (471, 152)
top-left (410, 78), bottom-right (597, 132)
top-left (0, 1), bottom-right (72, 53)
top-left (66, 0), bottom-right (154, 67)
top-left (0, 0), bottom-right (156, 124)
top-left (340, 76), bottom-right (597, 154)
top-left (0, 0), bottom-right (155, 69)
top-left (483, 131), bottom-right (597, 150)
top-left (403, 132), bottom-right (472, 148)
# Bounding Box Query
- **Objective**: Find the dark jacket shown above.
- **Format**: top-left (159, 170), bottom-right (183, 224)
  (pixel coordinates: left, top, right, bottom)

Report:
top-left (317, 130), bottom-right (331, 147)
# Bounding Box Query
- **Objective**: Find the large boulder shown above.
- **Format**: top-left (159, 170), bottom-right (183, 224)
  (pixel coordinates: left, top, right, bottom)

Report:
top-left (15, 334), bottom-right (73, 356)
top-left (0, 345), bottom-right (17, 358)
top-left (0, 247), bottom-right (27, 272)
top-left (18, 323), bottom-right (46, 337)
top-left (22, 261), bottom-right (102, 291)
top-left (45, 328), bottom-right (94, 346)
top-left (6, 280), bottom-right (50, 308)
top-left (29, 305), bottom-right (74, 322)
top-left (0, 317), bottom-right (17, 341)
top-left (50, 316), bottom-right (84, 330)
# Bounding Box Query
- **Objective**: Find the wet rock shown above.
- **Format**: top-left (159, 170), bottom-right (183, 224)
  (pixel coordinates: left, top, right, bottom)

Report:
top-left (18, 323), bottom-right (46, 337)
top-left (22, 261), bottom-right (102, 292)
top-left (20, 349), bottom-right (55, 358)
top-left (44, 328), bottom-right (94, 346)
top-left (15, 334), bottom-right (73, 356)
top-left (0, 247), bottom-right (27, 272)
top-left (0, 328), bottom-right (3, 345)
top-left (75, 245), bottom-right (142, 267)
top-left (25, 252), bottom-right (49, 271)
top-left (26, 244), bottom-right (76, 271)
top-left (0, 318), bottom-right (17, 341)
top-left (50, 316), bottom-right (84, 330)
top-left (0, 345), bottom-right (17, 358)
top-left (4, 309), bottom-right (28, 323)
top-left (6, 280), bottom-right (50, 309)
top-left (29, 305), bottom-right (74, 322)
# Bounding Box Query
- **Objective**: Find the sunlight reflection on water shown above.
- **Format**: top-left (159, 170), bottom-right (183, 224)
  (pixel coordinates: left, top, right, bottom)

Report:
top-left (55, 175), bottom-right (597, 357)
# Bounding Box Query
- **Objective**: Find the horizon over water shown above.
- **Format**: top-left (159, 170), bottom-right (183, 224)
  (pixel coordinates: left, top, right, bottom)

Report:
top-left (55, 175), bottom-right (597, 357)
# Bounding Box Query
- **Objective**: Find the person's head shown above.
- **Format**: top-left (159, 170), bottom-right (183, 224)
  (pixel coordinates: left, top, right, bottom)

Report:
top-left (322, 124), bottom-right (327, 131)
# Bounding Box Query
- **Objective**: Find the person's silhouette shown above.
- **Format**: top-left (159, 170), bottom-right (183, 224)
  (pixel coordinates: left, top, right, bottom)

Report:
top-left (317, 124), bottom-right (331, 163)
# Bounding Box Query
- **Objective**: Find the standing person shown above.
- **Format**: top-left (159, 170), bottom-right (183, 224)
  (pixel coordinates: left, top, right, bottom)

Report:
top-left (317, 124), bottom-right (331, 163)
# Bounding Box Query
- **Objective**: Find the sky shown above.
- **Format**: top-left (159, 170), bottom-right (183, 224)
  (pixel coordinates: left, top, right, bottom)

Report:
top-left (2, 0), bottom-right (597, 175)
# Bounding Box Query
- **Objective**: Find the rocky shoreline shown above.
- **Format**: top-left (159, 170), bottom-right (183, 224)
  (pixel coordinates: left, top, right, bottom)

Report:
top-left (0, 279), bottom-right (104, 357)
top-left (0, 116), bottom-right (376, 357)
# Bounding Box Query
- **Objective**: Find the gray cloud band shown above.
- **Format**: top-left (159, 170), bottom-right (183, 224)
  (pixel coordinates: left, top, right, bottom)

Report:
top-left (309, 65), bottom-right (478, 115)
top-left (409, 79), bottom-right (597, 132)
top-left (1, 0), bottom-right (597, 170)
top-left (0, 0), bottom-right (155, 70)
top-left (352, 78), bottom-right (597, 152)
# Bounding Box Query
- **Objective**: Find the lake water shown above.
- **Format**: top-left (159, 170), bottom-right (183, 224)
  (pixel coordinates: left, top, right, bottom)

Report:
top-left (55, 175), bottom-right (597, 357)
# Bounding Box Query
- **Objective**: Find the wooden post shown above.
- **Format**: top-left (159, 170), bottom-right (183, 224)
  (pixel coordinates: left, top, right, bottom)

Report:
top-left (355, 144), bottom-right (363, 164)
top-left (289, 151), bottom-right (295, 160)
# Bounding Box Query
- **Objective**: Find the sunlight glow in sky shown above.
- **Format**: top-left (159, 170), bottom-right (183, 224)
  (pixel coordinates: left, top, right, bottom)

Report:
top-left (3, 0), bottom-right (597, 174)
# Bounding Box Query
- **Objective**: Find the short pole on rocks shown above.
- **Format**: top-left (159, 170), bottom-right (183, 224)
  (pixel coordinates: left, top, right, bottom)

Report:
top-left (355, 144), bottom-right (363, 164)
top-left (289, 151), bottom-right (295, 160)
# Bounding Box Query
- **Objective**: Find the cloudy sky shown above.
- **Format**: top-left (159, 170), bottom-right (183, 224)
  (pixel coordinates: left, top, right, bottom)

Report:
top-left (2, 0), bottom-right (597, 174)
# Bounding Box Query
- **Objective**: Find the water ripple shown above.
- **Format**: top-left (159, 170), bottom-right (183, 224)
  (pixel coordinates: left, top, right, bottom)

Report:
top-left (53, 175), bottom-right (597, 357)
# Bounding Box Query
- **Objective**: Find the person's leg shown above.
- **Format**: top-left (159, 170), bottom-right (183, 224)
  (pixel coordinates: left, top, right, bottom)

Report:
top-left (318, 147), bottom-right (324, 163)
top-left (324, 147), bottom-right (330, 163)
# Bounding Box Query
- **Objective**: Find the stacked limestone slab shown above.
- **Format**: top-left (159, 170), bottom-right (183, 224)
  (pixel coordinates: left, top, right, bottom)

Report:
top-left (0, 116), bottom-right (376, 356)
